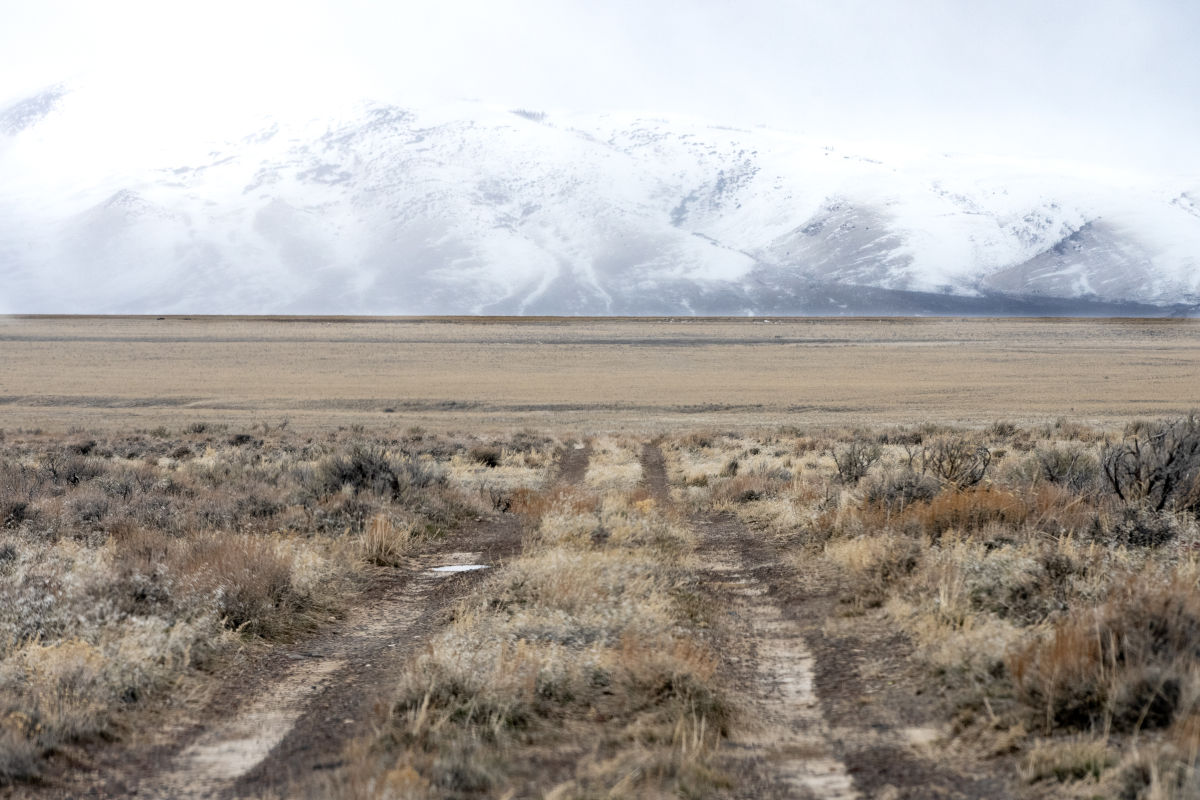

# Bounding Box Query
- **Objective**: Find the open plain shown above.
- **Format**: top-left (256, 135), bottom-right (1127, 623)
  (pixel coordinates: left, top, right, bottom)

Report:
top-left (1, 316), bottom-right (1198, 432)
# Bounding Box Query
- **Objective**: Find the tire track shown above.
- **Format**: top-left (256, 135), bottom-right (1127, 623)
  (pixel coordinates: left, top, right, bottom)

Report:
top-left (641, 442), bottom-right (857, 799)
top-left (555, 439), bottom-right (592, 486)
top-left (132, 549), bottom-right (498, 800)
top-left (77, 443), bottom-right (594, 800)
top-left (698, 515), bottom-right (859, 800)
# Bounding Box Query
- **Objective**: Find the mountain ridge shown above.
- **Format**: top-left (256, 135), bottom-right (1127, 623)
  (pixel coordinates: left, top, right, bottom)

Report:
top-left (1, 86), bottom-right (1197, 315)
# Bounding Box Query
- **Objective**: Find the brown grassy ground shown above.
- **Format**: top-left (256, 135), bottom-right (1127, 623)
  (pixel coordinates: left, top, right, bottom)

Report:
top-left (0, 424), bottom-right (560, 788)
top-left (332, 437), bottom-right (734, 799)
top-left (4, 316), bottom-right (1200, 797)
top-left (6, 418), bottom-right (1200, 798)
top-left (665, 419), bottom-right (1200, 799)
top-left (1, 316), bottom-right (1198, 431)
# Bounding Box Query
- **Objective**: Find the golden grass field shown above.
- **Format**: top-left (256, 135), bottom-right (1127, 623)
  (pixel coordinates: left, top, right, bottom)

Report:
top-left (2, 315), bottom-right (1198, 432)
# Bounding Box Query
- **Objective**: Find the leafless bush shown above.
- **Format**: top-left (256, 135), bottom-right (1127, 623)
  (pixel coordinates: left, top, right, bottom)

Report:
top-left (1101, 416), bottom-right (1200, 513)
top-left (834, 439), bottom-right (882, 484)
top-left (922, 436), bottom-right (991, 488)
top-left (988, 420), bottom-right (1019, 440)
top-left (40, 451), bottom-right (105, 486)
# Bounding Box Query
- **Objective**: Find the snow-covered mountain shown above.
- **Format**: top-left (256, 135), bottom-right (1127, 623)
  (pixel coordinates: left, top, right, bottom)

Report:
top-left (1, 84), bottom-right (1197, 315)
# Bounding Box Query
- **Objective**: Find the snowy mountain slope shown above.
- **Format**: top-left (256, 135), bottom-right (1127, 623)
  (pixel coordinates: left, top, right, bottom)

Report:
top-left (0, 85), bottom-right (1197, 315)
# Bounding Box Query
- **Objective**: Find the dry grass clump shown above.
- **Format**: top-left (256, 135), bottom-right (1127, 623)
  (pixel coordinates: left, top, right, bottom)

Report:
top-left (823, 532), bottom-right (922, 609)
top-left (664, 432), bottom-right (799, 514)
top-left (1012, 575), bottom-right (1200, 735)
top-left (0, 426), bottom-right (546, 786)
top-left (359, 515), bottom-right (416, 567)
top-left (664, 431), bottom-right (748, 494)
top-left (1003, 572), bottom-right (1200, 796)
top-left (905, 486), bottom-right (1030, 538)
top-left (1020, 736), bottom-right (1114, 784)
top-left (583, 436), bottom-right (644, 492)
top-left (708, 471), bottom-right (793, 507)
top-left (447, 435), bottom-right (559, 512)
top-left (343, 480), bottom-right (729, 798)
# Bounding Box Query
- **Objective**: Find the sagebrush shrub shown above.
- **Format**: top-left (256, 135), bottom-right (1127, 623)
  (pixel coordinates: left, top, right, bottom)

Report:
top-left (468, 445), bottom-right (502, 468)
top-left (1102, 416), bottom-right (1200, 513)
top-left (1092, 506), bottom-right (1182, 548)
top-left (1036, 444), bottom-right (1101, 493)
top-left (862, 470), bottom-right (940, 514)
top-left (833, 439), bottom-right (881, 484)
top-left (922, 436), bottom-right (991, 488)
top-left (314, 446), bottom-right (400, 496)
top-left (311, 446), bottom-right (441, 499)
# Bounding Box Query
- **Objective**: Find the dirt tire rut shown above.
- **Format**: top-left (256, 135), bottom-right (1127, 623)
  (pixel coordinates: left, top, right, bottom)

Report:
top-left (699, 513), bottom-right (859, 799)
top-left (642, 442), bottom-right (1011, 800)
top-left (146, 548), bottom-right (503, 800)
top-left (555, 439), bottom-right (591, 486)
top-left (642, 443), bottom-right (855, 797)
top-left (42, 443), bottom-right (591, 800)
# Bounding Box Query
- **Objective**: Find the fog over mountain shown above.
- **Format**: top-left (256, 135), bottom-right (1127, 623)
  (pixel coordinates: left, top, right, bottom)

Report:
top-left (1, 84), bottom-right (1198, 316)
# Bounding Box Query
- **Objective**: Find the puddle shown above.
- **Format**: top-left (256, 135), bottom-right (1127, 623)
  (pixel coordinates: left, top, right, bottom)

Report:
top-left (431, 564), bottom-right (488, 573)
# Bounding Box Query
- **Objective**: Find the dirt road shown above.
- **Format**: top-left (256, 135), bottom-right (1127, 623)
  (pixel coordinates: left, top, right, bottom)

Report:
top-left (642, 443), bottom-right (857, 798)
top-left (641, 443), bottom-right (1009, 799)
top-left (143, 549), bottom-right (504, 800)
top-left (33, 444), bottom-right (591, 800)
top-left (27, 440), bottom-right (1012, 798)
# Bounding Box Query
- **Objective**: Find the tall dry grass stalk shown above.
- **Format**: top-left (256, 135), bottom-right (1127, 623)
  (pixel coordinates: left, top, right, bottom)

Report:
top-left (359, 515), bottom-right (415, 566)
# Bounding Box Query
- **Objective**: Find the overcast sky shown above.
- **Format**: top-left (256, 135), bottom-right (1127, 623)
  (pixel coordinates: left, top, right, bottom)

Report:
top-left (3, 0), bottom-right (1198, 173)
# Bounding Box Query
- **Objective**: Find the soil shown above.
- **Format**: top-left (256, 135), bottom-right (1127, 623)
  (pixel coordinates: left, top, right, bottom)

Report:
top-left (24, 444), bottom-right (589, 800)
top-left (638, 439), bottom-right (670, 503)
top-left (641, 443), bottom-right (1015, 799)
top-left (777, 582), bottom-right (1015, 800)
top-left (554, 440), bottom-right (592, 486)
